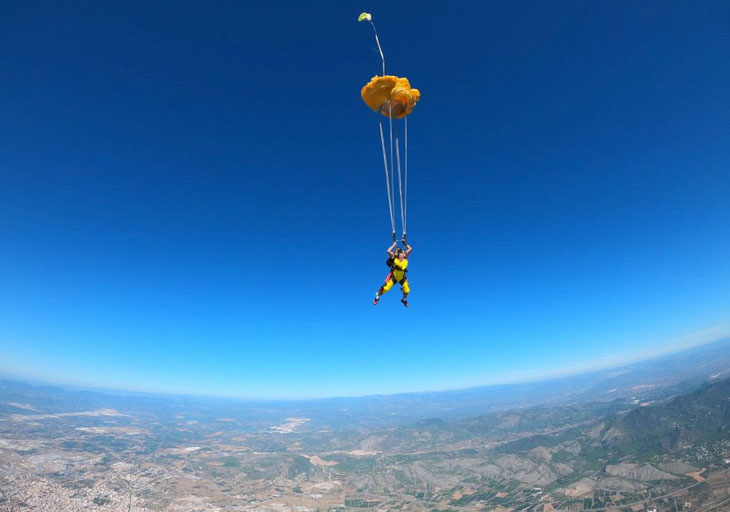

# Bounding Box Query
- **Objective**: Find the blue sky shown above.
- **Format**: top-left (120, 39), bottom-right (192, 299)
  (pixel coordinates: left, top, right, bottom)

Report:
top-left (1, 1), bottom-right (729, 399)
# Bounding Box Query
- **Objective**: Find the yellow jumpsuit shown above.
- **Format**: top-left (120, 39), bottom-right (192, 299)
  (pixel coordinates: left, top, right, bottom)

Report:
top-left (381, 258), bottom-right (410, 294)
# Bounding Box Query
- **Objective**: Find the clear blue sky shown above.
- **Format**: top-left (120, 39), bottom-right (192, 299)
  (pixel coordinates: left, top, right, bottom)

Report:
top-left (1, 1), bottom-right (729, 399)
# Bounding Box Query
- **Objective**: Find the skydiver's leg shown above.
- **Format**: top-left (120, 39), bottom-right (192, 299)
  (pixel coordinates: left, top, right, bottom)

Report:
top-left (400, 278), bottom-right (409, 307)
top-left (401, 278), bottom-right (410, 296)
top-left (381, 276), bottom-right (396, 294)
top-left (373, 273), bottom-right (395, 305)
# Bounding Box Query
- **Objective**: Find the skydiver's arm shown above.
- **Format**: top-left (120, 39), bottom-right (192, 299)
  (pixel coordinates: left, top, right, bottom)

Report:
top-left (386, 241), bottom-right (397, 256)
top-left (404, 244), bottom-right (412, 256)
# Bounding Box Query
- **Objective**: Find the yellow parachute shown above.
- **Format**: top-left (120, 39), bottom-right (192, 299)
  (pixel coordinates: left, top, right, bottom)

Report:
top-left (361, 75), bottom-right (420, 119)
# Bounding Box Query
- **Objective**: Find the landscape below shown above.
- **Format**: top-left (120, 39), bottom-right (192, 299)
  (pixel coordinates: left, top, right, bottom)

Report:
top-left (1, 339), bottom-right (730, 512)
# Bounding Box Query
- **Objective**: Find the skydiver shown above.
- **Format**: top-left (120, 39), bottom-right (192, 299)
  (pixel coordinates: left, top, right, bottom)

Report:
top-left (373, 240), bottom-right (412, 307)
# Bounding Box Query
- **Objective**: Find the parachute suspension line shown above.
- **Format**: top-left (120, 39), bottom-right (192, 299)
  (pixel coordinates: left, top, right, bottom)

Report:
top-left (403, 116), bottom-right (408, 239)
top-left (395, 136), bottom-right (405, 239)
top-left (379, 122), bottom-right (396, 237)
top-left (388, 104), bottom-right (396, 239)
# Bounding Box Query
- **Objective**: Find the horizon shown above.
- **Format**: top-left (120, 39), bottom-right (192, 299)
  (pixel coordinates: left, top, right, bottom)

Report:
top-left (2, 1), bottom-right (729, 399)
top-left (3, 334), bottom-right (728, 401)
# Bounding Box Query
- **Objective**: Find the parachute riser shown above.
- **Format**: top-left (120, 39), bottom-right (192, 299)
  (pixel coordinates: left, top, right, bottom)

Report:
top-left (380, 116), bottom-right (409, 244)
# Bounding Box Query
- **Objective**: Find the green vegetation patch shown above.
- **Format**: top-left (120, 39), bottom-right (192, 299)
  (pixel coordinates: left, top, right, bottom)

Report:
top-left (288, 455), bottom-right (313, 477)
top-left (329, 456), bottom-right (376, 473)
top-left (222, 456), bottom-right (240, 467)
top-left (344, 498), bottom-right (381, 508)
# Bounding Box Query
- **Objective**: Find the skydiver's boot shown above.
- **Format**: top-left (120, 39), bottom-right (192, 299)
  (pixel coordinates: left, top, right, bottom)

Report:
top-left (401, 297), bottom-right (409, 307)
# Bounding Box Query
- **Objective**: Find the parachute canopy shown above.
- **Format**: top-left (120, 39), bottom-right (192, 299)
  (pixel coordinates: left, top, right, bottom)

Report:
top-left (361, 75), bottom-right (420, 119)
